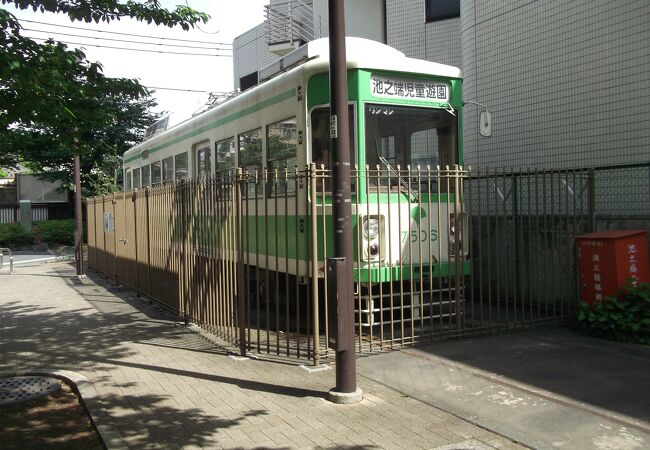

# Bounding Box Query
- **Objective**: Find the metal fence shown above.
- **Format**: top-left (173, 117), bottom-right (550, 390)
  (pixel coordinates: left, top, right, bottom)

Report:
top-left (87, 165), bottom-right (599, 363)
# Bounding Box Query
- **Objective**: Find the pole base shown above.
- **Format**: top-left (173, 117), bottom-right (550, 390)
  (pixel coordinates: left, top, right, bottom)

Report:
top-left (327, 387), bottom-right (363, 404)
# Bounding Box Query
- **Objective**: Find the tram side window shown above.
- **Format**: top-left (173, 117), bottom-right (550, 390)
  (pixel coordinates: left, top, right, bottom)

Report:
top-left (133, 168), bottom-right (141, 189)
top-left (215, 137), bottom-right (235, 175)
top-left (310, 106), bottom-right (355, 192)
top-left (152, 161), bottom-right (162, 186)
top-left (238, 128), bottom-right (263, 198)
top-left (175, 152), bottom-right (189, 181)
top-left (162, 156), bottom-right (174, 184)
top-left (267, 117), bottom-right (297, 196)
top-left (141, 164), bottom-right (151, 187)
top-left (196, 146), bottom-right (211, 178)
top-left (125, 170), bottom-right (132, 192)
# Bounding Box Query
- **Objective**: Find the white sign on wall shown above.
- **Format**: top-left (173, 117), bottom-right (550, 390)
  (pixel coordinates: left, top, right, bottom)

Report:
top-left (371, 75), bottom-right (450, 102)
top-left (103, 212), bottom-right (114, 233)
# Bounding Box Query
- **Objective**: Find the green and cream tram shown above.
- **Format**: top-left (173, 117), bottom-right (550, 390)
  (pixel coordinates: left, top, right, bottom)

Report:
top-left (122, 37), bottom-right (469, 288)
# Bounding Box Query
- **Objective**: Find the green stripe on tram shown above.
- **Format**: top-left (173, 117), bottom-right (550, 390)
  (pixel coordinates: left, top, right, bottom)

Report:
top-left (178, 212), bottom-right (469, 283)
top-left (125, 88), bottom-right (297, 164)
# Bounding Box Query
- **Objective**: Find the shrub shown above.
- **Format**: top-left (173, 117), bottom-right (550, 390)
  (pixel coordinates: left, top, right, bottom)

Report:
top-left (32, 219), bottom-right (75, 246)
top-left (576, 282), bottom-right (650, 345)
top-left (0, 223), bottom-right (32, 248)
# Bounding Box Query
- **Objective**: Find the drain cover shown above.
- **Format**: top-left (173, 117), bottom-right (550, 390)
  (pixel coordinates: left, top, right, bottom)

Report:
top-left (0, 376), bottom-right (62, 406)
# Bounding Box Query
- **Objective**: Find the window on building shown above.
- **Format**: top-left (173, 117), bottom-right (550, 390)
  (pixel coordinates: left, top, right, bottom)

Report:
top-left (152, 161), bottom-right (162, 186)
top-left (238, 128), bottom-right (263, 197)
top-left (425, 0), bottom-right (460, 22)
top-left (125, 169), bottom-right (132, 192)
top-left (162, 157), bottom-right (174, 183)
top-left (175, 152), bottom-right (189, 180)
top-left (142, 164), bottom-right (151, 187)
top-left (215, 137), bottom-right (236, 174)
top-left (240, 71), bottom-right (259, 91)
top-left (267, 117), bottom-right (298, 196)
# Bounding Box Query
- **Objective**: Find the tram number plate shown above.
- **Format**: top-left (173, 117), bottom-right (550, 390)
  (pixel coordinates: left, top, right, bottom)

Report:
top-left (405, 229), bottom-right (439, 243)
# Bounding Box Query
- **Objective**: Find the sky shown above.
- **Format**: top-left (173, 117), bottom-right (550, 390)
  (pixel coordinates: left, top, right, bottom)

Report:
top-left (6, 0), bottom-right (269, 125)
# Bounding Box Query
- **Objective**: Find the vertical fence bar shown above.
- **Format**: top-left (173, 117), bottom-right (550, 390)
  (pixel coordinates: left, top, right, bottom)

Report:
top-left (397, 165), bottom-right (405, 344)
top-left (310, 164), bottom-right (320, 364)
top-left (376, 166), bottom-right (385, 348)
top-left (320, 165), bottom-right (329, 357)
top-left (386, 165), bottom-right (395, 347)
top-left (588, 168), bottom-right (596, 232)
top-left (236, 168), bottom-right (246, 356)
top-left (285, 167), bottom-right (291, 356)
top-left (453, 165), bottom-right (463, 333)
top-left (365, 165), bottom-right (373, 351)
top-left (426, 165), bottom-right (434, 339)
top-left (294, 166), bottom-right (301, 358)
top-left (406, 166), bottom-right (414, 344)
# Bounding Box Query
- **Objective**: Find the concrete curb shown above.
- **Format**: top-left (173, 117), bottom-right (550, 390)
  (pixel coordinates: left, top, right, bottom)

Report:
top-left (1, 369), bottom-right (127, 450)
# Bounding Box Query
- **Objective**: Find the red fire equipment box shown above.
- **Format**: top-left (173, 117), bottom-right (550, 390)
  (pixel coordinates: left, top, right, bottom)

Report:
top-left (576, 230), bottom-right (650, 306)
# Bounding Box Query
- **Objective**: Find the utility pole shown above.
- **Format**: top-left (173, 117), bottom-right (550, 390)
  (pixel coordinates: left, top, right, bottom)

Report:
top-left (327, 0), bottom-right (362, 404)
top-left (73, 133), bottom-right (85, 278)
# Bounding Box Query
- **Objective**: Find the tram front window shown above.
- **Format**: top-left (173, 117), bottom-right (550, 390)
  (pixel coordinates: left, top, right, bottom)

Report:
top-left (365, 104), bottom-right (457, 193)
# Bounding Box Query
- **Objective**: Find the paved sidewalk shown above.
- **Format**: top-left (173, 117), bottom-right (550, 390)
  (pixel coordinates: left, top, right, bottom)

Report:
top-left (358, 333), bottom-right (650, 450)
top-left (0, 262), bottom-right (524, 450)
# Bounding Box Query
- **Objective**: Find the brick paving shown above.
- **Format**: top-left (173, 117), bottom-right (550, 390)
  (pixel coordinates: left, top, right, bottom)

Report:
top-left (0, 262), bottom-right (525, 449)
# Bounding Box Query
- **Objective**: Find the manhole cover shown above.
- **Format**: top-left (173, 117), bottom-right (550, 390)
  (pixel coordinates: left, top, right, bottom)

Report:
top-left (0, 376), bottom-right (62, 406)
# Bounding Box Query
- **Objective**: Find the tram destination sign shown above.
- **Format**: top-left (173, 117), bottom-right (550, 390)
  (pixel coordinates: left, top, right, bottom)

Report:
top-left (371, 75), bottom-right (450, 102)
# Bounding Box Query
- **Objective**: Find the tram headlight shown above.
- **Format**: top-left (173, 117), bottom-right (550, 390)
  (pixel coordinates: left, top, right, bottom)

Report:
top-left (363, 217), bottom-right (379, 239)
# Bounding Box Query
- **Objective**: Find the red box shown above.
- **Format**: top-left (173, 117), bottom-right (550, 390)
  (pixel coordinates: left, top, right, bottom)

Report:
top-left (576, 230), bottom-right (649, 306)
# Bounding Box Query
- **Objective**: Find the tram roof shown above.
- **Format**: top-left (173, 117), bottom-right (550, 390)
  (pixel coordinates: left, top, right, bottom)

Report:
top-left (260, 37), bottom-right (462, 82)
top-left (125, 38), bottom-right (462, 160)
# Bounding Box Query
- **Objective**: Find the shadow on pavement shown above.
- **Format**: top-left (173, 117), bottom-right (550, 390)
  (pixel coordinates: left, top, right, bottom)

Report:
top-left (0, 263), bottom-right (326, 449)
top-left (404, 328), bottom-right (650, 423)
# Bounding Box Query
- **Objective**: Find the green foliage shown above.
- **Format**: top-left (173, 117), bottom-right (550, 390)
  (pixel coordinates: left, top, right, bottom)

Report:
top-left (0, 167), bottom-right (8, 177)
top-left (32, 219), bottom-right (76, 246)
top-left (0, 1), bottom-right (209, 195)
top-left (0, 219), bottom-right (80, 247)
top-left (1, 0), bottom-right (209, 29)
top-left (0, 222), bottom-right (31, 247)
top-left (576, 282), bottom-right (650, 345)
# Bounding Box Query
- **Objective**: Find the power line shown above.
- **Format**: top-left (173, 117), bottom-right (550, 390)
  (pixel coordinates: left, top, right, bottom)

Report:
top-left (143, 86), bottom-right (229, 94)
top-left (26, 36), bottom-right (233, 57)
top-left (23, 27), bottom-right (232, 51)
top-left (19, 18), bottom-right (232, 46)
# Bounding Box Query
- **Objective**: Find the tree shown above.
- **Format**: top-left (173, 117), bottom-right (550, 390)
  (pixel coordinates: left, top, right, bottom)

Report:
top-left (0, 1), bottom-right (210, 195)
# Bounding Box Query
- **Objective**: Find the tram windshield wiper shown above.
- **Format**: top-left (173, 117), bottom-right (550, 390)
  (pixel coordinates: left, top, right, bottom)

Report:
top-left (375, 140), bottom-right (419, 202)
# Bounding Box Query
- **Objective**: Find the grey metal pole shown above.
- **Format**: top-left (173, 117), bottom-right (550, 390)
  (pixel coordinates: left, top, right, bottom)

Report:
top-left (327, 0), bottom-right (361, 404)
top-left (74, 135), bottom-right (85, 277)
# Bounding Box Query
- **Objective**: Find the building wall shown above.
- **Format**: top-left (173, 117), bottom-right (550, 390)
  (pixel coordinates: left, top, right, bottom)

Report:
top-left (232, 24), bottom-right (280, 91)
top-left (385, 0), bottom-right (461, 68)
top-left (313, 0), bottom-right (385, 42)
top-left (461, 0), bottom-right (650, 169)
top-left (233, 0), bottom-right (386, 90)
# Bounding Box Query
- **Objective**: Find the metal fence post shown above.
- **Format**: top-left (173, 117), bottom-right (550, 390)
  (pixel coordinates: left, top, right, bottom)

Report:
top-left (587, 168), bottom-right (596, 232)
top-left (133, 190), bottom-right (138, 293)
top-left (235, 168), bottom-right (247, 356)
top-left (453, 165), bottom-right (463, 333)
top-left (309, 163), bottom-right (320, 365)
